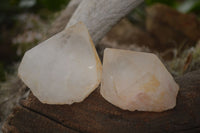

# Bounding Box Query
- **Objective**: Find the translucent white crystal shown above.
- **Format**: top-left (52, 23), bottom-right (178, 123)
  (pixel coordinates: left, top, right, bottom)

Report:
top-left (100, 48), bottom-right (179, 112)
top-left (18, 22), bottom-right (102, 104)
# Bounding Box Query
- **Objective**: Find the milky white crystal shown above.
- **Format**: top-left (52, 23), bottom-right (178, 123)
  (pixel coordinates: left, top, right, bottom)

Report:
top-left (100, 48), bottom-right (179, 112)
top-left (18, 22), bottom-right (102, 104)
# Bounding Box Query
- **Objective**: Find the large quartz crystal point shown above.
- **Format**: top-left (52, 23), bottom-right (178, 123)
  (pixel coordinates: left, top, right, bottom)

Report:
top-left (100, 48), bottom-right (179, 112)
top-left (18, 22), bottom-right (102, 104)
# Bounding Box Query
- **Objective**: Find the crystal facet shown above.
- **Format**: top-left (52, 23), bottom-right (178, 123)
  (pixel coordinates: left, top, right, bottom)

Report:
top-left (18, 22), bottom-right (102, 104)
top-left (100, 48), bottom-right (179, 112)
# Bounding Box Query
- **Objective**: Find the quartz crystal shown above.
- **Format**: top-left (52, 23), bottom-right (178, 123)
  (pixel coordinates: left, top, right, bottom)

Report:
top-left (18, 22), bottom-right (102, 104)
top-left (100, 48), bottom-right (179, 112)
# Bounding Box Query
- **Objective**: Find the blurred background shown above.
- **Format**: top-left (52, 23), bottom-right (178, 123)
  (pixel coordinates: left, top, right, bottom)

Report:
top-left (1, 0), bottom-right (200, 130)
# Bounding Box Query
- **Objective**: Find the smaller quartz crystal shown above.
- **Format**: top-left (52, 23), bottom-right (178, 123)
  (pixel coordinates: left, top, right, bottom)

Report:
top-left (101, 48), bottom-right (179, 112)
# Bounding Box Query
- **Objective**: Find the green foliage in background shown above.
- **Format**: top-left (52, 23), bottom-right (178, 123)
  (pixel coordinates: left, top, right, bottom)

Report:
top-left (0, 0), bottom-right (70, 25)
top-left (129, 0), bottom-right (200, 28)
top-left (127, 3), bottom-right (146, 28)
top-left (145, 0), bottom-right (200, 15)
top-left (177, 0), bottom-right (200, 14)
top-left (145, 0), bottom-right (177, 7)
top-left (0, 0), bottom-right (21, 25)
top-left (35, 0), bottom-right (70, 11)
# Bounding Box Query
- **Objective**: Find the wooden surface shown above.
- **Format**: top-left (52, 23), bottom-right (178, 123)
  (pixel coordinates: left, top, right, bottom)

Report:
top-left (2, 107), bottom-right (78, 133)
top-left (2, 70), bottom-right (200, 133)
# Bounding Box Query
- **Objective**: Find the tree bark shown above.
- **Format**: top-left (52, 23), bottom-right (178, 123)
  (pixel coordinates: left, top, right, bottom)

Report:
top-left (67, 0), bottom-right (144, 44)
top-left (3, 70), bottom-right (200, 133)
top-left (47, 0), bottom-right (82, 37)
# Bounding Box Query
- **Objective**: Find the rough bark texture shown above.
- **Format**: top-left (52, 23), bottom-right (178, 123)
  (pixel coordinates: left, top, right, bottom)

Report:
top-left (67, 0), bottom-right (144, 44)
top-left (47, 0), bottom-right (82, 37)
top-left (2, 70), bottom-right (200, 133)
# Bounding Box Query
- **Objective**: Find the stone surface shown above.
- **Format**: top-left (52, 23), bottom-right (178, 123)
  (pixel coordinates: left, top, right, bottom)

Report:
top-left (101, 48), bottom-right (179, 112)
top-left (18, 22), bottom-right (102, 104)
